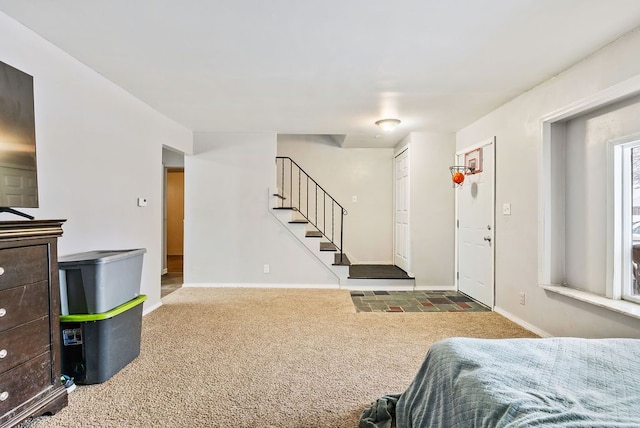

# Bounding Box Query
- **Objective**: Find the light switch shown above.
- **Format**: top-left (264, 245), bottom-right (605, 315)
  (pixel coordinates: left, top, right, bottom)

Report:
top-left (503, 203), bottom-right (511, 215)
top-left (352, 196), bottom-right (357, 203)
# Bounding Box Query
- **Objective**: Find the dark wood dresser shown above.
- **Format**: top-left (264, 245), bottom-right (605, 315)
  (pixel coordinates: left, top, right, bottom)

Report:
top-left (0, 220), bottom-right (68, 427)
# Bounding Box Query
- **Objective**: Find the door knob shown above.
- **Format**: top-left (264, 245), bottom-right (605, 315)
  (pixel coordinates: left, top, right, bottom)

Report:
top-left (483, 236), bottom-right (492, 242)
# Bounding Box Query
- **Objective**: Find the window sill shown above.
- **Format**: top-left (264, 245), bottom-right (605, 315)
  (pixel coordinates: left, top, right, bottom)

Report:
top-left (540, 284), bottom-right (640, 321)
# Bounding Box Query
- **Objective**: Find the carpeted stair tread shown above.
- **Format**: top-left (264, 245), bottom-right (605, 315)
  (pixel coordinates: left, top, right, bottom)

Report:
top-left (305, 230), bottom-right (323, 238)
top-left (320, 242), bottom-right (337, 252)
top-left (333, 253), bottom-right (351, 266)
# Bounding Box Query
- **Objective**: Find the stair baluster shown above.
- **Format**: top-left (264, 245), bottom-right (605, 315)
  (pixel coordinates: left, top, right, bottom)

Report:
top-left (275, 157), bottom-right (347, 264)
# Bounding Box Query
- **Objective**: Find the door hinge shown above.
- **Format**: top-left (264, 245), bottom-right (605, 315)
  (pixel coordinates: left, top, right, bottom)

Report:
top-left (456, 271), bottom-right (459, 279)
top-left (456, 219), bottom-right (459, 228)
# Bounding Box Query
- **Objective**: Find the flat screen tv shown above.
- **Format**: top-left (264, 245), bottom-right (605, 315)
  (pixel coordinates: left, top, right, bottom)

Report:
top-left (0, 60), bottom-right (38, 219)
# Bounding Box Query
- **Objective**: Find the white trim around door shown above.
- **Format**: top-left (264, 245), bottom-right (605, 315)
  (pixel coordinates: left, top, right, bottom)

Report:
top-left (394, 148), bottom-right (411, 275)
top-left (455, 137), bottom-right (496, 308)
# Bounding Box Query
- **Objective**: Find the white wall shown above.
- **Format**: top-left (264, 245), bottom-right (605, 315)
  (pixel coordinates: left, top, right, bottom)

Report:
top-left (403, 132), bottom-right (456, 287)
top-left (0, 12), bottom-right (193, 311)
top-left (277, 135), bottom-right (394, 264)
top-left (457, 28), bottom-right (640, 338)
top-left (185, 132), bottom-right (339, 285)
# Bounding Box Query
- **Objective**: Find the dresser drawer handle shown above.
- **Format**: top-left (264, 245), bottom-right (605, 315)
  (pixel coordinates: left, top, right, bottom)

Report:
top-left (0, 391), bottom-right (7, 401)
top-left (0, 349), bottom-right (6, 358)
top-left (0, 308), bottom-right (5, 317)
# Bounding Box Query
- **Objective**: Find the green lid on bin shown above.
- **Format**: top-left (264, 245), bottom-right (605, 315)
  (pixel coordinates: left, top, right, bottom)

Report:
top-left (60, 295), bottom-right (147, 322)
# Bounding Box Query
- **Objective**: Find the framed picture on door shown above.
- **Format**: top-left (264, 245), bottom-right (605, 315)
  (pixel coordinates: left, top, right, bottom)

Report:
top-left (464, 148), bottom-right (483, 174)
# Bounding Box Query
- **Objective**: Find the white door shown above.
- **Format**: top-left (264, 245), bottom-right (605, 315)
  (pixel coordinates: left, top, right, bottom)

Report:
top-left (394, 149), bottom-right (410, 273)
top-left (457, 139), bottom-right (495, 307)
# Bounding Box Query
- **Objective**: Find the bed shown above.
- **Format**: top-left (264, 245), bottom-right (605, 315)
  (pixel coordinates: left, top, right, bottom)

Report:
top-left (360, 337), bottom-right (640, 428)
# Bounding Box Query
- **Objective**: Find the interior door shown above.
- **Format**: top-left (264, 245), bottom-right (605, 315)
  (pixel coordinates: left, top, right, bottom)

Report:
top-left (394, 149), bottom-right (410, 273)
top-left (166, 168), bottom-right (184, 273)
top-left (457, 139), bottom-right (495, 307)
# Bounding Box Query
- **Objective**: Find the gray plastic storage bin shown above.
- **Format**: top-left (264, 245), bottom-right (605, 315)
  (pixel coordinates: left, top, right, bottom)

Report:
top-left (58, 248), bottom-right (146, 315)
top-left (60, 295), bottom-right (147, 384)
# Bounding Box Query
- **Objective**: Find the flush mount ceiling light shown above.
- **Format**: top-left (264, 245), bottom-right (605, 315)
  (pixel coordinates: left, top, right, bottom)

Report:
top-left (375, 118), bottom-right (401, 132)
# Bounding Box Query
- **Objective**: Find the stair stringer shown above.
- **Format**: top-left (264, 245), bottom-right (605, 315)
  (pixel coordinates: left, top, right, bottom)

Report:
top-left (269, 195), bottom-right (350, 286)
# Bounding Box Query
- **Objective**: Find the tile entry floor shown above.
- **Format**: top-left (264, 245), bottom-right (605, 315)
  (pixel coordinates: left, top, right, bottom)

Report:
top-left (350, 290), bottom-right (490, 313)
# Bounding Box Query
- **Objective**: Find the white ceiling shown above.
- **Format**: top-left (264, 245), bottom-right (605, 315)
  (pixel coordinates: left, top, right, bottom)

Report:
top-left (1, 0), bottom-right (640, 147)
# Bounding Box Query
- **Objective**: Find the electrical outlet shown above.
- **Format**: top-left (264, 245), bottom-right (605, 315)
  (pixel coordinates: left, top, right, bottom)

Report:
top-left (519, 292), bottom-right (526, 305)
top-left (263, 264), bottom-right (270, 274)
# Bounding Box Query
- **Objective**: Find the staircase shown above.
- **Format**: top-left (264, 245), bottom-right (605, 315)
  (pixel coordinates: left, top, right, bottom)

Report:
top-left (271, 157), bottom-right (414, 289)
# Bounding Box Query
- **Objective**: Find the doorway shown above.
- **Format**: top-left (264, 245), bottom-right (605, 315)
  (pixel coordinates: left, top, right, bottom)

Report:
top-left (456, 138), bottom-right (495, 308)
top-left (162, 147), bottom-right (184, 297)
top-left (166, 168), bottom-right (184, 272)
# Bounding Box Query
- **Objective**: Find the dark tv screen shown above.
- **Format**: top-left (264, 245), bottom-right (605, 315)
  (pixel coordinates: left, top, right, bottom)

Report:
top-left (0, 60), bottom-right (38, 209)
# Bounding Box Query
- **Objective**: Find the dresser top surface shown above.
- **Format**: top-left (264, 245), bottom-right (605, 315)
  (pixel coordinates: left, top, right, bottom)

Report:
top-left (0, 220), bottom-right (65, 240)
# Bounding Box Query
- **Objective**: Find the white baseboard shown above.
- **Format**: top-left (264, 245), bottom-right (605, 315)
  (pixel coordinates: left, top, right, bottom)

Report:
top-left (344, 283), bottom-right (415, 291)
top-left (414, 285), bottom-right (456, 291)
top-left (180, 282), bottom-right (454, 292)
top-left (182, 282), bottom-right (340, 289)
top-left (143, 301), bottom-right (162, 316)
top-left (493, 306), bottom-right (552, 337)
top-left (352, 260), bottom-right (394, 265)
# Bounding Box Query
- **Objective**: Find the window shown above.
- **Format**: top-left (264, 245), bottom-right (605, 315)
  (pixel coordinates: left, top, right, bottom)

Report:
top-left (628, 147), bottom-right (640, 303)
top-left (539, 80), bottom-right (640, 319)
top-left (611, 137), bottom-right (640, 305)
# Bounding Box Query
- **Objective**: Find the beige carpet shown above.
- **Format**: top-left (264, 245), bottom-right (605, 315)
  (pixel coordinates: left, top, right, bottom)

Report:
top-left (22, 288), bottom-right (537, 428)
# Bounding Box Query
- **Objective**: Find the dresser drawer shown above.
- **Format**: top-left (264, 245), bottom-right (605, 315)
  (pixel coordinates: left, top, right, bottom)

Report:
top-left (0, 245), bottom-right (49, 291)
top-left (0, 353), bottom-right (52, 417)
top-left (0, 282), bottom-right (49, 333)
top-left (0, 317), bottom-right (50, 374)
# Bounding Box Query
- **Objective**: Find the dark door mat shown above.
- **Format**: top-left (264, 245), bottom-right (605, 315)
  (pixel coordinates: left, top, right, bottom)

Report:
top-left (349, 264), bottom-right (412, 279)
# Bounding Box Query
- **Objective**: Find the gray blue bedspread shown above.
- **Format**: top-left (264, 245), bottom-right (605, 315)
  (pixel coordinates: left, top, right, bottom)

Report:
top-left (363, 337), bottom-right (640, 428)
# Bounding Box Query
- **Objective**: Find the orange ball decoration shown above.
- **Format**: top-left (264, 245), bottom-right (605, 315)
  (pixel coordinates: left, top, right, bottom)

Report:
top-left (452, 172), bottom-right (465, 184)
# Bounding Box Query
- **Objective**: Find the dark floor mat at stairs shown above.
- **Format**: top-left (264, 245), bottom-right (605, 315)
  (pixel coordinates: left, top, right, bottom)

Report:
top-left (349, 264), bottom-right (412, 279)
